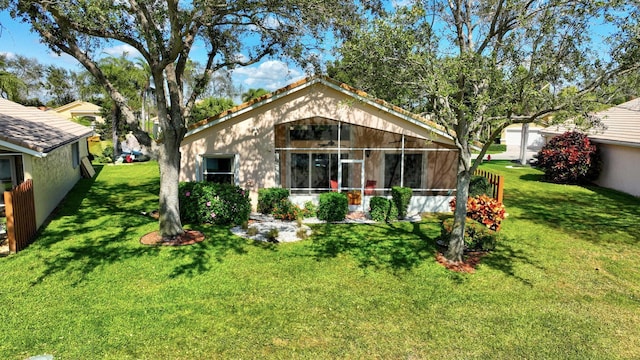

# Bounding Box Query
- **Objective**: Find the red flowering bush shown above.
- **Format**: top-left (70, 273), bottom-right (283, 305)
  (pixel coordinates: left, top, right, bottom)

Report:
top-left (449, 194), bottom-right (507, 231)
top-left (535, 131), bottom-right (601, 184)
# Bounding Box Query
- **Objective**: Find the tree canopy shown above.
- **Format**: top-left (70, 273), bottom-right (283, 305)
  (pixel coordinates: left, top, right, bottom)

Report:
top-left (329, 0), bottom-right (640, 261)
top-left (5, 0), bottom-right (374, 238)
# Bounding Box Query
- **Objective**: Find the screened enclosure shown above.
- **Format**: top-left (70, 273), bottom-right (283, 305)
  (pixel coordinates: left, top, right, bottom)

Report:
top-left (274, 117), bottom-right (457, 206)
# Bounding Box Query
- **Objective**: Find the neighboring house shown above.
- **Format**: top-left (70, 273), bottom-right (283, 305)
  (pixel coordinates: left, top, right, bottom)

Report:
top-left (54, 100), bottom-right (104, 124)
top-left (0, 98), bottom-right (93, 229)
top-left (502, 123), bottom-right (546, 151)
top-left (541, 98), bottom-right (640, 197)
top-left (180, 76), bottom-right (459, 213)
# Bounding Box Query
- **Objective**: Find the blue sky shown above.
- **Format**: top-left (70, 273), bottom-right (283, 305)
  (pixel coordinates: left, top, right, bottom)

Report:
top-left (0, 11), bottom-right (308, 95)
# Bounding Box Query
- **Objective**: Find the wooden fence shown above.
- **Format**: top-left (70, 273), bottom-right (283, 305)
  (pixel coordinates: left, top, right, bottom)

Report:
top-left (473, 169), bottom-right (504, 203)
top-left (3, 179), bottom-right (37, 253)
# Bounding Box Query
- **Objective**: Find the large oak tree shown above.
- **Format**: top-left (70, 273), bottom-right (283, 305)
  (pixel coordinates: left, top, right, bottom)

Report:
top-left (6, 0), bottom-right (372, 239)
top-left (329, 1), bottom-right (639, 262)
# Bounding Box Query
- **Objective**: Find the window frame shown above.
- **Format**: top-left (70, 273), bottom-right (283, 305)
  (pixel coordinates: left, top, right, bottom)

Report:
top-left (71, 142), bottom-right (80, 169)
top-left (200, 154), bottom-right (239, 185)
top-left (382, 152), bottom-right (425, 189)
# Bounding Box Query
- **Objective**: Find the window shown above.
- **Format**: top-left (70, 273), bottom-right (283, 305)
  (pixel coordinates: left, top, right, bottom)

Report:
top-left (203, 155), bottom-right (236, 184)
top-left (72, 142), bottom-right (80, 169)
top-left (289, 124), bottom-right (350, 141)
top-left (0, 157), bottom-right (16, 206)
top-left (384, 153), bottom-right (423, 189)
top-left (290, 153), bottom-right (348, 190)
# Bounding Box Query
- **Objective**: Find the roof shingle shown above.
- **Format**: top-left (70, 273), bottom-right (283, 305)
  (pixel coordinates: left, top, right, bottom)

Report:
top-left (0, 98), bottom-right (93, 155)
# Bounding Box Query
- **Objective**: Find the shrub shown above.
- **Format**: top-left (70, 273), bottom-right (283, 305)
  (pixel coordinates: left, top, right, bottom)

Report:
top-left (266, 228), bottom-right (279, 243)
top-left (179, 181), bottom-right (251, 226)
top-left (391, 186), bottom-right (412, 219)
top-left (450, 194), bottom-right (507, 231)
top-left (317, 192), bottom-right (348, 222)
top-left (441, 217), bottom-right (499, 251)
top-left (535, 131), bottom-right (601, 184)
top-left (469, 175), bottom-right (490, 197)
top-left (369, 196), bottom-right (399, 222)
top-left (272, 199), bottom-right (301, 221)
top-left (257, 188), bottom-right (290, 214)
top-left (296, 227), bottom-right (309, 240)
top-left (300, 201), bottom-right (317, 218)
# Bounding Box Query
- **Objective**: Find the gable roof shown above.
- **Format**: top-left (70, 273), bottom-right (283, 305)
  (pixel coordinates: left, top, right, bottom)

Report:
top-left (186, 76), bottom-right (453, 141)
top-left (541, 98), bottom-right (640, 148)
top-left (54, 100), bottom-right (102, 113)
top-left (0, 98), bottom-right (93, 157)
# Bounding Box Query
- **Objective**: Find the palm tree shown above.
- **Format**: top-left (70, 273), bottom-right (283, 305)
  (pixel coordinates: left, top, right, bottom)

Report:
top-left (135, 57), bottom-right (155, 132)
top-left (241, 88), bottom-right (269, 103)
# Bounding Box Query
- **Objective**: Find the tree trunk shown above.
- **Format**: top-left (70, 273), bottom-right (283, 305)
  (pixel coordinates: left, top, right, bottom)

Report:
top-left (157, 132), bottom-right (184, 238)
top-left (446, 149), bottom-right (472, 262)
top-left (112, 106), bottom-right (119, 162)
top-left (519, 123), bottom-right (529, 165)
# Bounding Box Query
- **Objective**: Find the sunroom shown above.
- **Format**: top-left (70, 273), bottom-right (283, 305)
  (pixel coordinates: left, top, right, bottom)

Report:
top-left (274, 117), bottom-right (457, 212)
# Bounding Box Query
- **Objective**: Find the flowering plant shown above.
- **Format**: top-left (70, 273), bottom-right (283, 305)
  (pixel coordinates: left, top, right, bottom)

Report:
top-left (450, 194), bottom-right (507, 231)
top-left (179, 182), bottom-right (251, 226)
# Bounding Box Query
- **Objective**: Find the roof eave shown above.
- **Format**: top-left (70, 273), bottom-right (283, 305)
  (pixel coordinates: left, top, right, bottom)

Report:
top-left (0, 139), bottom-right (47, 158)
top-left (185, 77), bottom-right (454, 142)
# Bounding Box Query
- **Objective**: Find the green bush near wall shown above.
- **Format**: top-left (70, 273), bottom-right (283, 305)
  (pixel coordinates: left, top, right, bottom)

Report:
top-left (369, 196), bottom-right (399, 222)
top-left (257, 188), bottom-right (290, 214)
top-left (179, 182), bottom-right (251, 226)
top-left (317, 192), bottom-right (348, 222)
top-left (391, 186), bottom-right (412, 219)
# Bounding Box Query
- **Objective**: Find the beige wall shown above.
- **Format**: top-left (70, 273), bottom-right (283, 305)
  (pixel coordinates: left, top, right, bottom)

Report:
top-left (56, 103), bottom-right (103, 123)
top-left (180, 83), bottom-right (458, 208)
top-left (23, 139), bottom-right (89, 228)
top-left (595, 143), bottom-right (640, 197)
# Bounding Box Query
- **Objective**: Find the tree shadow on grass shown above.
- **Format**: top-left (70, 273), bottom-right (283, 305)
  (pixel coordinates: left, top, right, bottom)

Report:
top-left (165, 225), bottom-right (277, 278)
top-left (307, 220), bottom-right (438, 273)
top-left (510, 174), bottom-right (640, 246)
top-left (28, 163), bottom-right (258, 285)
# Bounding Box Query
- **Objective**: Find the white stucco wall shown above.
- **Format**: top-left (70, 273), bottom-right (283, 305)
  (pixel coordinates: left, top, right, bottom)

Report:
top-left (594, 143), bottom-right (640, 197)
top-left (504, 125), bottom-right (545, 150)
top-left (22, 139), bottom-right (88, 228)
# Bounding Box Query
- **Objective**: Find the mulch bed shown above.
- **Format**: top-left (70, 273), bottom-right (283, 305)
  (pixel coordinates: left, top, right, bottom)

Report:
top-left (140, 230), bottom-right (205, 246)
top-left (435, 251), bottom-right (487, 273)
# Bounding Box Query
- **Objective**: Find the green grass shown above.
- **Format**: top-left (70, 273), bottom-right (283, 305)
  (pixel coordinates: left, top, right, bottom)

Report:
top-left (473, 143), bottom-right (507, 154)
top-left (1, 161), bottom-right (639, 359)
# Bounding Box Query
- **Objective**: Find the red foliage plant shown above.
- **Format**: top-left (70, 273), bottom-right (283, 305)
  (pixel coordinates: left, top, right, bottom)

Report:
top-left (450, 195), bottom-right (507, 231)
top-left (535, 131), bottom-right (600, 184)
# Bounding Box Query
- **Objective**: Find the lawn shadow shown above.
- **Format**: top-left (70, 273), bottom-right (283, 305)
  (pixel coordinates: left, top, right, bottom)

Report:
top-left (166, 225), bottom-right (260, 278)
top-left (509, 175), bottom-right (640, 246)
top-left (307, 220), bottom-right (438, 273)
top-left (28, 163), bottom-right (259, 284)
top-left (481, 240), bottom-right (540, 286)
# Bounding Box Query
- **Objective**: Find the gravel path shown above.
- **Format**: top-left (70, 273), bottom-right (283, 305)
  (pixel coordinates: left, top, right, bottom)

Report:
top-left (230, 212), bottom-right (422, 243)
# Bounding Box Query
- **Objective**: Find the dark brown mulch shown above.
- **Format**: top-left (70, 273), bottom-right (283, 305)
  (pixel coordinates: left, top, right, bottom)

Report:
top-left (435, 251), bottom-right (487, 273)
top-left (140, 230), bottom-right (205, 246)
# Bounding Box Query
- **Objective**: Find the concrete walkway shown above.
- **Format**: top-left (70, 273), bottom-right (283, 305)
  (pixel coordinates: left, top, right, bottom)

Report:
top-left (473, 146), bottom-right (539, 164)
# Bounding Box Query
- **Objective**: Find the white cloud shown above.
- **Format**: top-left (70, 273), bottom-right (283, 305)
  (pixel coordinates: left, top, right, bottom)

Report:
top-left (102, 44), bottom-right (142, 58)
top-left (0, 51), bottom-right (16, 59)
top-left (231, 60), bottom-right (305, 90)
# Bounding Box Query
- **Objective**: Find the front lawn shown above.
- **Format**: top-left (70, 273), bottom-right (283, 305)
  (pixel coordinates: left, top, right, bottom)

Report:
top-left (1, 161), bottom-right (639, 359)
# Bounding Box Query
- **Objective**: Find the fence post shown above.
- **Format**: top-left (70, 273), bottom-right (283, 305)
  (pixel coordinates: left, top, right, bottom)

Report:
top-left (4, 190), bottom-right (16, 253)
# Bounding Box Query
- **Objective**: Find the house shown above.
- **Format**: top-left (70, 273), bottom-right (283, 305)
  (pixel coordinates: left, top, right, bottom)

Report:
top-left (541, 98), bottom-right (640, 197)
top-left (1, 98), bottom-right (93, 230)
top-left (180, 76), bottom-right (459, 213)
top-left (502, 123), bottom-right (546, 151)
top-left (54, 100), bottom-right (104, 124)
